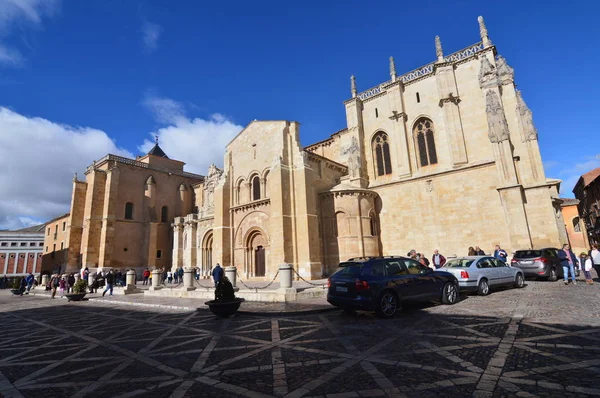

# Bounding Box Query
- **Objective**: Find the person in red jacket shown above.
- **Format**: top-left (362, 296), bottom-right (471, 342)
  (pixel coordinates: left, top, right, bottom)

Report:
top-left (142, 269), bottom-right (150, 285)
top-left (431, 250), bottom-right (447, 269)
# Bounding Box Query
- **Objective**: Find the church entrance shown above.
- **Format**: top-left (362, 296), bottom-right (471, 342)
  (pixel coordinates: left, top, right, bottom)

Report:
top-left (255, 246), bottom-right (265, 277)
top-left (245, 230), bottom-right (267, 278)
top-left (201, 231), bottom-right (213, 277)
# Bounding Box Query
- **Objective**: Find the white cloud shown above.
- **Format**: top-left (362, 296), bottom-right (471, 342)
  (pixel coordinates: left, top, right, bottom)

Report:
top-left (141, 21), bottom-right (161, 52)
top-left (0, 107), bottom-right (133, 230)
top-left (140, 95), bottom-right (243, 175)
top-left (0, 0), bottom-right (60, 67)
top-left (556, 154), bottom-right (600, 197)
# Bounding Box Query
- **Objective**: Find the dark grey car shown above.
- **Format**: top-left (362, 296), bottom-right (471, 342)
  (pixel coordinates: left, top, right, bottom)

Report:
top-left (510, 248), bottom-right (563, 281)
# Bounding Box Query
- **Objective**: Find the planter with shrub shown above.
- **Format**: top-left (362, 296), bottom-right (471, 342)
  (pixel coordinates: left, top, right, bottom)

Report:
top-left (205, 276), bottom-right (244, 317)
top-left (10, 278), bottom-right (23, 295)
top-left (65, 279), bottom-right (88, 302)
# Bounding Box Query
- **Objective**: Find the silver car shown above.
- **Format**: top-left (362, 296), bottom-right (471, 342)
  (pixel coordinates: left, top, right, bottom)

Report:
top-left (440, 256), bottom-right (525, 295)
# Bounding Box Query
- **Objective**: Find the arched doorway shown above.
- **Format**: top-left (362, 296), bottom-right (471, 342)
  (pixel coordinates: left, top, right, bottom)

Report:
top-left (246, 230), bottom-right (267, 277)
top-left (201, 231), bottom-right (213, 277)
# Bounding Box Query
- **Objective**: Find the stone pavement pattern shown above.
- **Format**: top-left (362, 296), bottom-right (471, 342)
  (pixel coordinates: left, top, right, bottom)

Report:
top-left (0, 280), bottom-right (599, 398)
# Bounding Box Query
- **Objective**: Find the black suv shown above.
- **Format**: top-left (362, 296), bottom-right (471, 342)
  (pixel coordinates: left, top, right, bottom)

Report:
top-left (511, 248), bottom-right (564, 281)
top-left (327, 256), bottom-right (459, 318)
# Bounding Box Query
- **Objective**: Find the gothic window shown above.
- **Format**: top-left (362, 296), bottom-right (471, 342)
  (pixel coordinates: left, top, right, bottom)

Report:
top-left (252, 175), bottom-right (260, 201)
top-left (372, 132), bottom-right (392, 176)
top-left (573, 217), bottom-right (581, 232)
top-left (125, 202), bottom-right (134, 220)
top-left (161, 206), bottom-right (168, 223)
top-left (414, 118), bottom-right (438, 167)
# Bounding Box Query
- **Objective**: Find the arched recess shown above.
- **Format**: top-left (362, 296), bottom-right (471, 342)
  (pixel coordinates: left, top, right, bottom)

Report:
top-left (235, 178), bottom-right (246, 205)
top-left (244, 227), bottom-right (269, 277)
top-left (251, 174), bottom-right (261, 201)
top-left (262, 169), bottom-right (270, 198)
top-left (573, 217), bottom-right (581, 232)
top-left (201, 230), bottom-right (213, 276)
top-left (335, 211), bottom-right (349, 237)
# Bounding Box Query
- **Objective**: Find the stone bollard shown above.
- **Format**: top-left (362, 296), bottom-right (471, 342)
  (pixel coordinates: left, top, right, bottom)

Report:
top-left (125, 270), bottom-right (136, 291)
top-left (149, 270), bottom-right (162, 290)
top-left (183, 267), bottom-right (196, 291)
top-left (278, 263), bottom-right (294, 289)
top-left (89, 272), bottom-right (97, 292)
top-left (41, 274), bottom-right (48, 287)
top-left (225, 266), bottom-right (238, 292)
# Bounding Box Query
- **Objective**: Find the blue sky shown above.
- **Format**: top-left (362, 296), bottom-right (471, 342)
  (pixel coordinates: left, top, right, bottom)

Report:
top-left (0, 0), bottom-right (598, 229)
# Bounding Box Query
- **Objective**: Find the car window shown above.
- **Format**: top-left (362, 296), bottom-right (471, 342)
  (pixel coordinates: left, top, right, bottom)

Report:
top-left (385, 260), bottom-right (408, 276)
top-left (547, 249), bottom-right (559, 257)
top-left (333, 262), bottom-right (363, 276)
top-left (445, 259), bottom-right (474, 268)
top-left (514, 250), bottom-right (542, 258)
top-left (404, 259), bottom-right (428, 275)
top-left (371, 263), bottom-right (385, 277)
top-left (477, 258), bottom-right (494, 269)
top-left (492, 259), bottom-right (506, 267)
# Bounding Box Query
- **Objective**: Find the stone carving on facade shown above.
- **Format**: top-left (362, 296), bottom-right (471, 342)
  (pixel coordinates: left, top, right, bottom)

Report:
top-left (202, 164), bottom-right (223, 213)
top-left (478, 56), bottom-right (499, 88)
top-left (435, 36), bottom-right (444, 62)
top-left (478, 16), bottom-right (492, 47)
top-left (350, 75), bottom-right (357, 98)
top-left (496, 56), bottom-right (514, 85)
top-left (516, 90), bottom-right (538, 141)
top-left (389, 56), bottom-right (397, 81)
top-left (341, 136), bottom-right (361, 178)
top-left (485, 90), bottom-right (510, 143)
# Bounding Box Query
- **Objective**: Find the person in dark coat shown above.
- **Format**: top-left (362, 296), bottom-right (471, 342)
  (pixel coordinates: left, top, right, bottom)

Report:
top-left (102, 270), bottom-right (116, 296)
top-left (558, 243), bottom-right (578, 285)
top-left (212, 264), bottom-right (224, 288)
top-left (431, 250), bottom-right (447, 269)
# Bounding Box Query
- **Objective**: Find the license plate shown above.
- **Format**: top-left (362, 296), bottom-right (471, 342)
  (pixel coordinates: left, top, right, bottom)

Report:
top-left (520, 261), bottom-right (533, 265)
top-left (336, 286), bottom-right (348, 292)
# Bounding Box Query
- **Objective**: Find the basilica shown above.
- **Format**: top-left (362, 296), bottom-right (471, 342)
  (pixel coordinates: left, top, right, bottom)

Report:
top-left (48, 16), bottom-right (567, 279)
top-left (171, 17), bottom-right (567, 280)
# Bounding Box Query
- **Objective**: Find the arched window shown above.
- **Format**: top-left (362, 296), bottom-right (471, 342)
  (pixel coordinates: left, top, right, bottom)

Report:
top-left (414, 118), bottom-right (438, 167)
top-left (124, 202), bottom-right (134, 220)
top-left (161, 206), bottom-right (168, 223)
top-left (573, 217), bottom-right (581, 232)
top-left (372, 132), bottom-right (392, 176)
top-left (252, 175), bottom-right (260, 201)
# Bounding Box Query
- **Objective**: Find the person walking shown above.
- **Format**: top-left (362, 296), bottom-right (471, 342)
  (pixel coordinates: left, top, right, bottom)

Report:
top-left (582, 253), bottom-right (594, 285)
top-left (50, 274), bottom-right (59, 299)
top-left (475, 246), bottom-right (485, 255)
top-left (25, 273), bottom-right (35, 293)
top-left (142, 269), bottom-right (150, 285)
top-left (58, 277), bottom-right (66, 298)
top-left (102, 270), bottom-right (115, 296)
top-left (18, 277), bottom-right (27, 296)
top-left (493, 245), bottom-right (508, 262)
top-left (177, 267), bottom-right (184, 284)
top-left (589, 244), bottom-right (600, 281)
top-left (432, 250), bottom-right (446, 269)
top-left (212, 263), bottom-right (224, 288)
top-left (67, 273), bottom-right (75, 293)
top-left (558, 243), bottom-right (578, 285)
top-left (167, 270), bottom-right (173, 284)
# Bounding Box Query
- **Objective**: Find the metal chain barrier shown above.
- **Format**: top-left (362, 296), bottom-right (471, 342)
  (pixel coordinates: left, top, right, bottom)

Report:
top-left (237, 270), bottom-right (279, 291)
top-left (292, 268), bottom-right (327, 289)
top-left (194, 279), bottom-right (214, 289)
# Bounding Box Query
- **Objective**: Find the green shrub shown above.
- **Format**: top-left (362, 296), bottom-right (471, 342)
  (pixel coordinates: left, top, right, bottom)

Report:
top-left (72, 279), bottom-right (88, 294)
top-left (214, 276), bottom-right (236, 301)
top-left (12, 278), bottom-right (21, 290)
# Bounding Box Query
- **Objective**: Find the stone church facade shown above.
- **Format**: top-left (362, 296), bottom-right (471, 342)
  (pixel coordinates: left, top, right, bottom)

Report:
top-left (173, 17), bottom-right (568, 280)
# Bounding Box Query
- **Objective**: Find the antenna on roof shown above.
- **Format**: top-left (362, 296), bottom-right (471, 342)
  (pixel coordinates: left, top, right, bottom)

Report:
top-left (155, 135), bottom-right (159, 145)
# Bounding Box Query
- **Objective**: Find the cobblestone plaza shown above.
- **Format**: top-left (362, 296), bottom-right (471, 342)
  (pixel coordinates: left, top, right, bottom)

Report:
top-left (1, 280), bottom-right (599, 398)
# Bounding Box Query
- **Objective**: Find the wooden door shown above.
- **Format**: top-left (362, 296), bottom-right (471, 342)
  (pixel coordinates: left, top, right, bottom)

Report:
top-left (255, 246), bottom-right (265, 276)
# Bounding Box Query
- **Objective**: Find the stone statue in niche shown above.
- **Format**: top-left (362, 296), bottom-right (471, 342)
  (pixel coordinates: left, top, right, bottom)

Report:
top-left (341, 136), bottom-right (361, 178)
top-left (516, 90), bottom-right (538, 141)
top-left (496, 56), bottom-right (514, 85)
top-left (202, 164), bottom-right (223, 213)
top-left (485, 90), bottom-right (510, 143)
top-left (478, 56), bottom-right (499, 89)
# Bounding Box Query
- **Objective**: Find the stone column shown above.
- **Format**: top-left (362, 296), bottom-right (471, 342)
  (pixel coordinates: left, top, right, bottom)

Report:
top-left (41, 274), bottom-right (48, 287)
top-left (278, 263), bottom-right (294, 289)
top-left (74, 273), bottom-right (80, 283)
top-left (225, 266), bottom-right (238, 291)
top-left (149, 270), bottom-right (162, 290)
top-left (183, 267), bottom-right (196, 291)
top-left (126, 270), bottom-right (136, 289)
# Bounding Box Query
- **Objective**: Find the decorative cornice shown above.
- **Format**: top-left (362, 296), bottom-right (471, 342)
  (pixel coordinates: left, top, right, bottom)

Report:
top-left (304, 151), bottom-right (348, 174)
top-left (230, 198), bottom-right (271, 214)
top-left (86, 154), bottom-right (205, 181)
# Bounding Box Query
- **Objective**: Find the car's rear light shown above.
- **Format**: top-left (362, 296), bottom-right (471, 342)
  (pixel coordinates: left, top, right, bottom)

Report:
top-left (537, 271), bottom-right (546, 275)
top-left (532, 257), bottom-right (548, 263)
top-left (354, 279), bottom-right (369, 291)
top-left (327, 278), bottom-right (331, 288)
top-left (511, 258), bottom-right (518, 263)
top-left (460, 271), bottom-right (470, 279)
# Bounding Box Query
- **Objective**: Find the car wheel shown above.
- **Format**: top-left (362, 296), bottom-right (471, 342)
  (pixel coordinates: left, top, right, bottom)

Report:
top-left (477, 279), bottom-right (490, 296)
top-left (441, 282), bottom-right (458, 305)
top-left (548, 268), bottom-right (558, 282)
top-left (375, 291), bottom-right (399, 319)
top-left (514, 273), bottom-right (525, 288)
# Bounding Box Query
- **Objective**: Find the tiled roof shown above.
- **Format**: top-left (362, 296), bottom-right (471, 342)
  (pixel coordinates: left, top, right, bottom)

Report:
top-left (147, 144), bottom-right (169, 158)
top-left (582, 167), bottom-right (600, 187)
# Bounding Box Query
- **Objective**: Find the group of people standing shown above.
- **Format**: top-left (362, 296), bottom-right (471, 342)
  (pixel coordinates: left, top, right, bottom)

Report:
top-left (406, 244), bottom-right (509, 269)
top-left (559, 243), bottom-right (600, 285)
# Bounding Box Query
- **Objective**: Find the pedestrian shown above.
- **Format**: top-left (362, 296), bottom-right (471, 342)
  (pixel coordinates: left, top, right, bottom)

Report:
top-left (558, 243), bottom-right (578, 285)
top-left (58, 277), bottom-right (66, 297)
top-left (67, 273), bottom-right (75, 293)
top-left (18, 277), bottom-right (27, 296)
top-left (142, 268), bottom-right (150, 285)
top-left (468, 247), bottom-right (476, 256)
top-left (493, 245), bottom-right (508, 262)
top-left (102, 270), bottom-right (115, 296)
top-left (589, 244), bottom-right (600, 281)
top-left (50, 274), bottom-right (59, 298)
top-left (431, 250), bottom-right (446, 269)
top-left (167, 270), bottom-right (173, 284)
top-left (581, 253), bottom-right (594, 285)
top-left (195, 268), bottom-right (200, 280)
top-left (178, 267), bottom-right (184, 283)
top-left (25, 273), bottom-right (35, 293)
top-left (212, 263), bottom-right (223, 288)
top-left (475, 246), bottom-right (485, 255)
